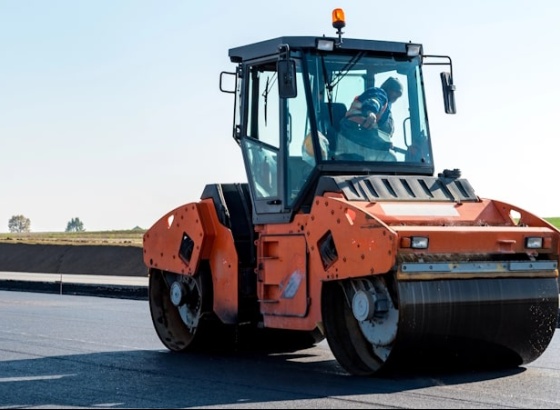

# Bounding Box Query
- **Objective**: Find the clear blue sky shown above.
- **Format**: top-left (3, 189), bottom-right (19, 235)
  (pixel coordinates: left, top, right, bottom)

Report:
top-left (1, 1), bottom-right (559, 232)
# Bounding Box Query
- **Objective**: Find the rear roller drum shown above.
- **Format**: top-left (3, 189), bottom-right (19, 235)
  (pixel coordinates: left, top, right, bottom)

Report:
top-left (149, 268), bottom-right (227, 352)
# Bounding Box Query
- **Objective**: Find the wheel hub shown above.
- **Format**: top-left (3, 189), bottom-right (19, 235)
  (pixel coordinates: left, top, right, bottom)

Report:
top-left (170, 281), bottom-right (186, 306)
top-left (349, 278), bottom-right (399, 361)
top-left (168, 277), bottom-right (202, 329)
top-left (352, 290), bottom-right (376, 321)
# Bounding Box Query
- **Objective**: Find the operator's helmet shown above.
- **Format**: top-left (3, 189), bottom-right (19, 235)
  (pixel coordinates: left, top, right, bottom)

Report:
top-left (302, 131), bottom-right (329, 165)
top-left (380, 77), bottom-right (403, 93)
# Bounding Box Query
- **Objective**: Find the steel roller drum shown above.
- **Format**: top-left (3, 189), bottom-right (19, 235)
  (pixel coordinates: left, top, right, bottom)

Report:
top-left (387, 277), bottom-right (559, 371)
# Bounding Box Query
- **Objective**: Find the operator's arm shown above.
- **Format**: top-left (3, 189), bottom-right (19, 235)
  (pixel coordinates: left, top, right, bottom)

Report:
top-left (378, 111), bottom-right (394, 135)
top-left (358, 88), bottom-right (388, 129)
top-left (359, 88), bottom-right (387, 115)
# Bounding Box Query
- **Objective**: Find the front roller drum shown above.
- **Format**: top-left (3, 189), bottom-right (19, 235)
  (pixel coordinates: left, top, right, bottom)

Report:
top-left (392, 277), bottom-right (559, 370)
top-left (322, 276), bottom-right (558, 376)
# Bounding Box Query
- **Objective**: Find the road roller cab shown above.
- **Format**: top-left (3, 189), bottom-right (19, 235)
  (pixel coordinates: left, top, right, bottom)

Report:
top-left (143, 8), bottom-right (560, 376)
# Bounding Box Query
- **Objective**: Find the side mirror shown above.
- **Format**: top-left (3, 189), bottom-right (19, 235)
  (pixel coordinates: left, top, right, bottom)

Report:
top-left (440, 72), bottom-right (456, 114)
top-left (277, 59), bottom-right (297, 99)
top-left (219, 71), bottom-right (237, 94)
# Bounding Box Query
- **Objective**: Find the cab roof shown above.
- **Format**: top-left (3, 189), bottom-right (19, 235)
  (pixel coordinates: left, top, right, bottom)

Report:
top-left (228, 36), bottom-right (419, 63)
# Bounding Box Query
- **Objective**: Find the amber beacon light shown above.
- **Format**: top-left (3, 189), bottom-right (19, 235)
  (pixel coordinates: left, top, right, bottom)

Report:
top-left (332, 8), bottom-right (346, 31)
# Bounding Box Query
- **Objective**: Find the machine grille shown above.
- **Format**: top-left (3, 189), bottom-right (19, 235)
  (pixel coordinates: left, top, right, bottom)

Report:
top-left (318, 175), bottom-right (478, 202)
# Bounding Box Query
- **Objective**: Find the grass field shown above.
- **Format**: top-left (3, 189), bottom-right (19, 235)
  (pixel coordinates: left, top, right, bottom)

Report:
top-left (0, 230), bottom-right (145, 246)
top-left (546, 217), bottom-right (560, 228)
top-left (1, 217), bottom-right (559, 246)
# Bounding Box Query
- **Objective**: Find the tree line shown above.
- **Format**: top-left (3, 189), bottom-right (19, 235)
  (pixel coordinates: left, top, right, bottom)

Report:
top-left (7, 215), bottom-right (85, 233)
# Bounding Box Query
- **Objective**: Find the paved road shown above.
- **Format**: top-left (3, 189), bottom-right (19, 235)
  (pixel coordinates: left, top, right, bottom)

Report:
top-left (1, 288), bottom-right (560, 408)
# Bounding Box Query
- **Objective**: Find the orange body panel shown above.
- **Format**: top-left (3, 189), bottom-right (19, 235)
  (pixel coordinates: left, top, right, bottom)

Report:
top-left (257, 234), bottom-right (308, 317)
top-left (305, 197), bottom-right (398, 279)
top-left (392, 225), bottom-right (558, 254)
top-left (255, 216), bottom-right (317, 330)
top-left (349, 198), bottom-right (550, 228)
top-left (143, 199), bottom-right (240, 324)
top-left (143, 202), bottom-right (211, 275)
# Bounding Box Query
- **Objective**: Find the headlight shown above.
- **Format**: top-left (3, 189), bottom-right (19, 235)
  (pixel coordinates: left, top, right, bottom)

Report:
top-left (316, 39), bottom-right (335, 51)
top-left (525, 237), bottom-right (543, 249)
top-left (401, 236), bottom-right (429, 249)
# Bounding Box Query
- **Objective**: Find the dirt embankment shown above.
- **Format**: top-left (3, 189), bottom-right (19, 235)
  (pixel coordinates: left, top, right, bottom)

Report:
top-left (0, 243), bottom-right (147, 277)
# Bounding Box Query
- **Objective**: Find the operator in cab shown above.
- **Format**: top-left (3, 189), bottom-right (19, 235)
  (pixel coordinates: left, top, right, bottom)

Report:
top-left (335, 77), bottom-right (403, 161)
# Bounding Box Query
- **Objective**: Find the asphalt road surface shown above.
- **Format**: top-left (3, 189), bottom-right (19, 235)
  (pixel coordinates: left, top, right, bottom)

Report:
top-left (1, 290), bottom-right (560, 409)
